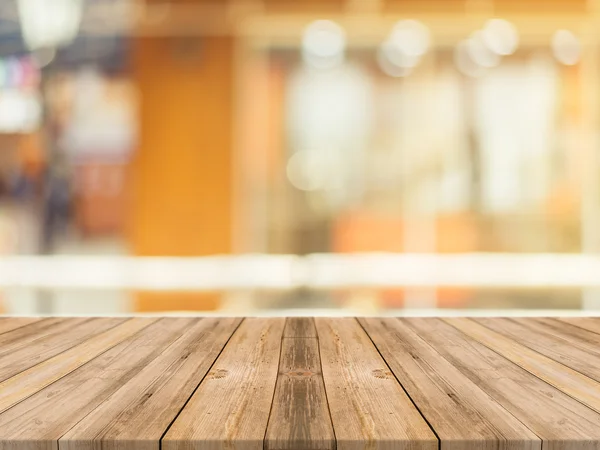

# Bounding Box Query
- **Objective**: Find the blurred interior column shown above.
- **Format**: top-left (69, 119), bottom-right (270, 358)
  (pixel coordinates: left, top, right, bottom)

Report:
top-left (130, 0), bottom-right (234, 312)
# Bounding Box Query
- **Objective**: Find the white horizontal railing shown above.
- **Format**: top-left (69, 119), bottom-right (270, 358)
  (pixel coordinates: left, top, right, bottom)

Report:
top-left (1, 253), bottom-right (600, 290)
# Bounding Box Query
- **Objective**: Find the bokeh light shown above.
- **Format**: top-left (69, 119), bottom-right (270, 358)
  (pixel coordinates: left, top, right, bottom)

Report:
top-left (286, 150), bottom-right (333, 191)
top-left (455, 39), bottom-right (486, 77)
top-left (388, 20), bottom-right (430, 58)
top-left (467, 31), bottom-right (501, 68)
top-left (552, 30), bottom-right (581, 66)
top-left (302, 20), bottom-right (346, 70)
top-left (481, 19), bottom-right (519, 56)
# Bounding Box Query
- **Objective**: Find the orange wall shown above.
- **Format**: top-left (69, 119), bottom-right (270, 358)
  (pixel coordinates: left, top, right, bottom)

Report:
top-left (130, 36), bottom-right (233, 311)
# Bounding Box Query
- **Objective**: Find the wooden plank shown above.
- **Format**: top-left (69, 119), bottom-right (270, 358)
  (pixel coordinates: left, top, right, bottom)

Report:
top-left (406, 318), bottom-right (600, 449)
top-left (447, 317), bottom-right (600, 414)
top-left (359, 317), bottom-right (540, 450)
top-left (265, 318), bottom-right (335, 450)
top-left (60, 318), bottom-right (241, 450)
top-left (315, 318), bottom-right (438, 450)
top-left (0, 317), bottom-right (126, 382)
top-left (0, 318), bottom-right (43, 335)
top-left (515, 318), bottom-right (600, 357)
top-left (557, 318), bottom-right (600, 335)
top-left (0, 318), bottom-right (71, 347)
top-left (163, 318), bottom-right (285, 450)
top-left (471, 317), bottom-right (600, 384)
top-left (283, 317), bottom-right (317, 338)
top-left (3, 316), bottom-right (600, 450)
top-left (0, 317), bottom-right (156, 414)
top-left (0, 318), bottom-right (196, 450)
top-left (0, 318), bottom-right (91, 359)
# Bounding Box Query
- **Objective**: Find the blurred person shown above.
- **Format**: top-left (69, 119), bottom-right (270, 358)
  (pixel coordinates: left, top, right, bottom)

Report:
top-left (40, 156), bottom-right (72, 254)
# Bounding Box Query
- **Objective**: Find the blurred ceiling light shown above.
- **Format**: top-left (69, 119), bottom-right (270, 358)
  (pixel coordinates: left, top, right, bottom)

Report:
top-left (17, 0), bottom-right (83, 50)
top-left (302, 20), bottom-right (346, 69)
top-left (467, 31), bottom-right (501, 68)
top-left (481, 19), bottom-right (519, 55)
top-left (551, 30), bottom-right (581, 66)
top-left (454, 39), bottom-right (486, 77)
top-left (286, 151), bottom-right (332, 191)
top-left (388, 20), bottom-right (430, 57)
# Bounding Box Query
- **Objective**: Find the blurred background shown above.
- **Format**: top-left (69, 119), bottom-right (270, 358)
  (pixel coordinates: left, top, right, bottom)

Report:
top-left (0, 0), bottom-right (599, 316)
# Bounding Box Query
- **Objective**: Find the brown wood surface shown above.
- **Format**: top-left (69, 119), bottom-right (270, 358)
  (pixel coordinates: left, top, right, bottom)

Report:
top-left (60, 318), bottom-right (242, 450)
top-left (472, 317), bottom-right (600, 384)
top-left (265, 318), bottom-right (335, 450)
top-left (557, 317), bottom-right (600, 335)
top-left (358, 318), bottom-right (540, 450)
top-left (0, 317), bottom-right (126, 382)
top-left (0, 318), bottom-right (71, 348)
top-left (162, 318), bottom-right (286, 450)
top-left (448, 317), bottom-right (600, 414)
top-left (0, 318), bottom-right (186, 450)
top-left (425, 318), bottom-right (600, 449)
top-left (0, 317), bottom-right (42, 335)
top-left (315, 318), bottom-right (438, 450)
top-left (0, 317), bottom-right (156, 414)
top-left (0, 317), bottom-right (600, 450)
top-left (283, 317), bottom-right (318, 338)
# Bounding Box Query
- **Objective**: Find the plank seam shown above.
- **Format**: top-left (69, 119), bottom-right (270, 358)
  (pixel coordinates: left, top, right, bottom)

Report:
top-left (0, 318), bottom-right (67, 348)
top-left (513, 318), bottom-right (600, 354)
top-left (263, 318), bottom-right (290, 450)
top-left (54, 318), bottom-right (215, 447)
top-left (467, 317), bottom-right (600, 413)
top-left (391, 318), bottom-right (544, 447)
top-left (0, 318), bottom-right (111, 383)
top-left (356, 318), bottom-right (441, 450)
top-left (555, 318), bottom-right (600, 337)
top-left (313, 317), bottom-right (337, 450)
top-left (0, 317), bottom-right (151, 415)
top-left (479, 317), bottom-right (600, 383)
top-left (157, 317), bottom-right (246, 450)
top-left (0, 318), bottom-right (44, 337)
top-left (435, 318), bottom-right (548, 441)
top-left (441, 317), bottom-right (599, 441)
top-left (506, 317), bottom-right (600, 361)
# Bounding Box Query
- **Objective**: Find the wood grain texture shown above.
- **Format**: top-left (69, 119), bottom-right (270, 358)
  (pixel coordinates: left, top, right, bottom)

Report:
top-left (0, 317), bottom-right (156, 414)
top-left (265, 318), bottom-right (335, 450)
top-left (472, 317), bottom-right (600, 383)
top-left (556, 318), bottom-right (600, 335)
top-left (0, 318), bottom-right (193, 450)
top-left (0, 318), bottom-right (70, 348)
top-left (409, 318), bottom-right (600, 450)
top-left (0, 317), bottom-right (600, 450)
top-left (283, 317), bottom-right (317, 338)
top-left (162, 318), bottom-right (286, 450)
top-left (448, 317), bottom-right (600, 414)
top-left (0, 318), bottom-right (91, 359)
top-left (516, 317), bottom-right (600, 357)
top-left (0, 317), bottom-right (125, 382)
top-left (0, 317), bottom-right (42, 335)
top-left (315, 318), bottom-right (438, 450)
top-left (60, 318), bottom-right (241, 450)
top-left (359, 317), bottom-right (540, 450)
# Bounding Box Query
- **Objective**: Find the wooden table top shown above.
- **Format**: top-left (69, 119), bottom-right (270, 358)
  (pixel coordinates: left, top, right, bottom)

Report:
top-left (1, 317), bottom-right (600, 450)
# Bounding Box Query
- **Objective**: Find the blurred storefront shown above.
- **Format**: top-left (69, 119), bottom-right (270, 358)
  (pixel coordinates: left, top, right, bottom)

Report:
top-left (1, 0), bottom-right (600, 314)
